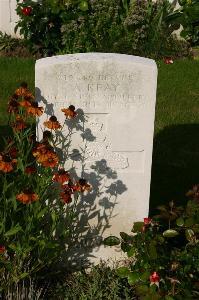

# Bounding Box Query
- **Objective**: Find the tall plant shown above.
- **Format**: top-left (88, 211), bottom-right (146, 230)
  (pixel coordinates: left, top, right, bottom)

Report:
top-left (0, 83), bottom-right (91, 293)
top-left (166, 0), bottom-right (199, 46)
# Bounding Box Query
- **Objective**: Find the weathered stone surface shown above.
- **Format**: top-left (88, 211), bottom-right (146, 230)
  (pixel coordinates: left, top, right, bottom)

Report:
top-left (36, 53), bottom-right (157, 266)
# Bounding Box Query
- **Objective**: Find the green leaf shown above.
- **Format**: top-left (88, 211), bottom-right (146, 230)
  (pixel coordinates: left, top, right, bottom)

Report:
top-left (37, 207), bottom-right (48, 219)
top-left (103, 236), bottom-right (120, 246)
top-left (165, 296), bottom-right (175, 300)
top-left (5, 224), bottom-right (22, 237)
top-left (17, 158), bottom-right (24, 172)
top-left (18, 272), bottom-right (29, 280)
top-left (176, 217), bottom-right (184, 227)
top-left (149, 242), bottom-right (157, 259)
top-left (136, 284), bottom-right (149, 295)
top-left (116, 267), bottom-right (130, 278)
top-left (128, 272), bottom-right (140, 285)
top-left (120, 232), bottom-right (134, 242)
top-left (140, 270), bottom-right (150, 281)
top-left (78, 1), bottom-right (88, 11)
top-left (121, 242), bottom-right (132, 253)
top-left (185, 229), bottom-right (195, 242)
top-left (132, 222), bottom-right (144, 233)
top-left (8, 243), bottom-right (18, 251)
top-left (127, 246), bottom-right (136, 257)
top-left (192, 224), bottom-right (199, 233)
top-left (163, 229), bottom-right (179, 238)
top-left (185, 217), bottom-right (194, 227)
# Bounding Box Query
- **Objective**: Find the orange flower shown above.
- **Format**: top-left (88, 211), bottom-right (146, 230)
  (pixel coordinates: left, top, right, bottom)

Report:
top-left (19, 100), bottom-right (31, 108)
top-left (0, 155), bottom-right (17, 173)
top-left (23, 90), bottom-right (34, 99)
top-left (39, 152), bottom-right (59, 168)
top-left (0, 246), bottom-right (6, 254)
top-left (16, 190), bottom-right (39, 204)
top-left (26, 102), bottom-right (44, 116)
top-left (32, 142), bottom-right (59, 167)
top-left (25, 166), bottom-right (37, 175)
top-left (53, 169), bottom-right (70, 184)
top-left (33, 142), bottom-right (53, 159)
top-left (74, 179), bottom-right (91, 193)
top-left (44, 116), bottom-right (61, 130)
top-left (12, 119), bottom-right (27, 131)
top-left (15, 87), bottom-right (27, 97)
top-left (15, 82), bottom-right (34, 99)
top-left (61, 105), bottom-right (77, 119)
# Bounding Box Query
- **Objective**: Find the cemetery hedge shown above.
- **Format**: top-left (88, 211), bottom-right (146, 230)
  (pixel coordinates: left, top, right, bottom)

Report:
top-left (15, 0), bottom-right (191, 59)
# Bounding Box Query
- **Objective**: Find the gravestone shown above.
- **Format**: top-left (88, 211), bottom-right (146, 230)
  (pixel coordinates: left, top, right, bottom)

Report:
top-left (36, 53), bottom-right (157, 265)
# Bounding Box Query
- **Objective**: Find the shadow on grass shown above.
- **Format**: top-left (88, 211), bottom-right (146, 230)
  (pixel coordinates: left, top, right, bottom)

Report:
top-left (150, 124), bottom-right (199, 215)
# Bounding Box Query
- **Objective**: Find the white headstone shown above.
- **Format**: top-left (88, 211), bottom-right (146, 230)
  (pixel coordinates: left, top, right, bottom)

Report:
top-left (36, 53), bottom-right (157, 265)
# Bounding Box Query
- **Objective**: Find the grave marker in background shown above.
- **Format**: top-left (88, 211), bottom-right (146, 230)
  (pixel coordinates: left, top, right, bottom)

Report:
top-left (36, 53), bottom-right (157, 265)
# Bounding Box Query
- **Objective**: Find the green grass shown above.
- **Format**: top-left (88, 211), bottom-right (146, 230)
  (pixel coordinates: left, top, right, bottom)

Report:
top-left (0, 57), bottom-right (35, 124)
top-left (0, 57), bottom-right (199, 212)
top-left (150, 59), bottom-right (199, 213)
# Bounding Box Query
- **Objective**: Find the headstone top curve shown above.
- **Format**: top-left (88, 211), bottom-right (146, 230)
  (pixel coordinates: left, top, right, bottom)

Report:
top-left (36, 53), bottom-right (157, 69)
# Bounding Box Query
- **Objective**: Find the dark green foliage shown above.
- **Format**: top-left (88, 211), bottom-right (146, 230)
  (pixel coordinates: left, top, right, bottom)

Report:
top-left (61, 0), bottom-right (125, 53)
top-left (167, 0), bottom-right (199, 46)
top-left (15, 0), bottom-right (63, 56)
top-left (15, 0), bottom-right (191, 58)
top-left (0, 32), bottom-right (34, 58)
top-left (50, 264), bottom-right (136, 299)
top-left (105, 189), bottom-right (199, 299)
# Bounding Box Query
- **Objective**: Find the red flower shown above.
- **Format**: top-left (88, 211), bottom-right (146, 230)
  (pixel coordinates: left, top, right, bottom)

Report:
top-left (25, 166), bottom-right (36, 175)
top-left (21, 6), bottom-right (32, 16)
top-left (0, 246), bottom-right (6, 254)
top-left (144, 217), bottom-right (152, 225)
top-left (60, 184), bottom-right (74, 204)
top-left (60, 191), bottom-right (72, 204)
top-left (150, 272), bottom-right (160, 285)
top-left (163, 57), bottom-right (173, 64)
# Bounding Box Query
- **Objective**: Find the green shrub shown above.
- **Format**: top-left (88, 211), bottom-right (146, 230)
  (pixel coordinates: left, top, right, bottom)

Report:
top-left (15, 0), bottom-right (63, 56)
top-left (0, 31), bottom-right (36, 58)
top-left (166, 0), bottom-right (199, 46)
top-left (15, 0), bottom-right (191, 58)
top-left (50, 263), bottom-right (136, 300)
top-left (104, 187), bottom-right (199, 299)
top-left (61, 0), bottom-right (125, 53)
top-left (122, 0), bottom-right (187, 58)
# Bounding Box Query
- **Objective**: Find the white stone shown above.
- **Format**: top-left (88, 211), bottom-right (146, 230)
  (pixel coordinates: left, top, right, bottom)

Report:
top-left (0, 0), bottom-right (21, 37)
top-left (36, 53), bottom-right (157, 265)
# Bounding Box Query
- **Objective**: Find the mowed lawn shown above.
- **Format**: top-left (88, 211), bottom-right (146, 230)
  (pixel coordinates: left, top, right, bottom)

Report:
top-left (0, 57), bottom-right (199, 213)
